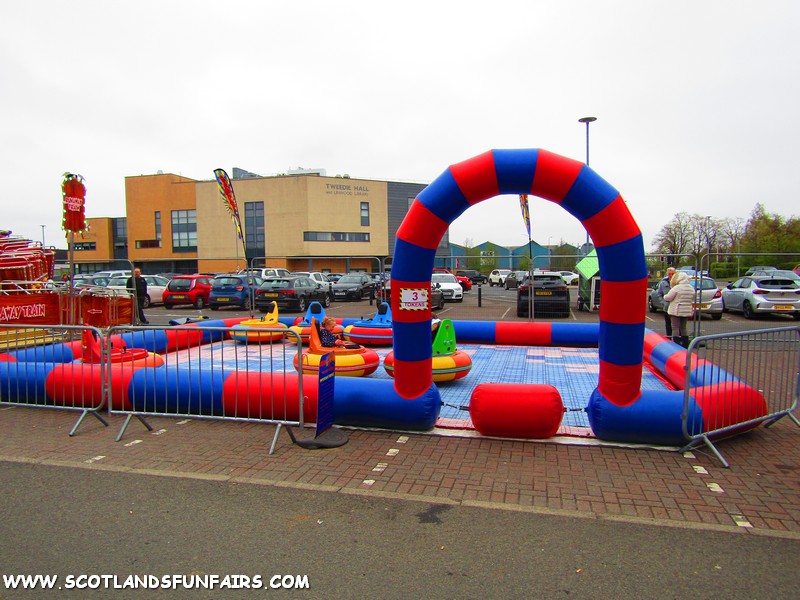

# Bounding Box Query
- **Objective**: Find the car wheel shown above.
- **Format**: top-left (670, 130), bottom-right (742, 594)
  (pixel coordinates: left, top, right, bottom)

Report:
top-left (516, 308), bottom-right (527, 318)
top-left (437, 297), bottom-right (445, 310)
top-left (210, 305), bottom-right (219, 311)
top-left (164, 303), bottom-right (173, 310)
top-left (323, 294), bottom-right (331, 308)
top-left (456, 297), bottom-right (463, 303)
top-left (742, 301), bottom-right (754, 319)
top-left (194, 296), bottom-right (206, 309)
top-left (298, 297), bottom-right (307, 312)
top-left (648, 298), bottom-right (656, 313)
top-left (792, 313), bottom-right (800, 320)
top-left (243, 296), bottom-right (252, 311)
top-left (489, 281), bottom-right (494, 287)
top-left (141, 295), bottom-right (151, 309)
top-left (712, 312), bottom-right (722, 320)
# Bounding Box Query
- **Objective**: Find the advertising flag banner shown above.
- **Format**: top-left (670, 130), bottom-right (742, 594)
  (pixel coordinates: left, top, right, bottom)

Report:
top-left (213, 168), bottom-right (243, 241)
top-left (519, 194), bottom-right (531, 238)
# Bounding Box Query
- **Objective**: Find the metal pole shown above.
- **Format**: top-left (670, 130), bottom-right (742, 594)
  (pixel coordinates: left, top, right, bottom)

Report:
top-left (578, 117), bottom-right (597, 249)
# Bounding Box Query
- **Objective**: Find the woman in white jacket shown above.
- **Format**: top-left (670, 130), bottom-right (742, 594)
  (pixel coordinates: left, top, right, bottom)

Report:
top-left (663, 270), bottom-right (695, 347)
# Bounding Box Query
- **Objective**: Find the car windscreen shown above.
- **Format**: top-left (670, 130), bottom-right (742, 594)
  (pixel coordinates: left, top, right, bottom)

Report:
top-left (261, 279), bottom-right (292, 290)
top-left (338, 275), bottom-right (363, 284)
top-left (432, 274), bottom-right (457, 283)
top-left (691, 279), bottom-right (717, 290)
top-left (756, 278), bottom-right (799, 289)
top-left (168, 279), bottom-right (192, 291)
top-left (213, 277), bottom-right (241, 286)
top-left (107, 277), bottom-right (128, 286)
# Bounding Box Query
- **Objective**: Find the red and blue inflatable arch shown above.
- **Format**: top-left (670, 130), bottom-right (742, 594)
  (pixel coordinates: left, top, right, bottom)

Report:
top-left (390, 149), bottom-right (649, 406)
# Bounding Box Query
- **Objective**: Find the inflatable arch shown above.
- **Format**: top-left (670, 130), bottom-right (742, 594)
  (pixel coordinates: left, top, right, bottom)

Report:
top-left (390, 149), bottom-right (649, 406)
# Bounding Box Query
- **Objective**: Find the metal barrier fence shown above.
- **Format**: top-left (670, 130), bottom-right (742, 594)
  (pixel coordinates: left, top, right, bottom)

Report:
top-left (681, 326), bottom-right (800, 467)
top-left (0, 323), bottom-right (110, 436)
top-left (106, 324), bottom-right (306, 454)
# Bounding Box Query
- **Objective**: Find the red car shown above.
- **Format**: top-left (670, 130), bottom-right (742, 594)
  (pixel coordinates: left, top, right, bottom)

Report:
top-left (432, 267), bottom-right (472, 291)
top-left (162, 274), bottom-right (214, 309)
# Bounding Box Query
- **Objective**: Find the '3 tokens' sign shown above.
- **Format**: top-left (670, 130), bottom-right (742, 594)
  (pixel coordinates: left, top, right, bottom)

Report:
top-left (399, 288), bottom-right (429, 310)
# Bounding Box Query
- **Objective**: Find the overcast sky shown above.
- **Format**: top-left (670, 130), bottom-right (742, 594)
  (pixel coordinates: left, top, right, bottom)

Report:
top-left (2, 1), bottom-right (798, 253)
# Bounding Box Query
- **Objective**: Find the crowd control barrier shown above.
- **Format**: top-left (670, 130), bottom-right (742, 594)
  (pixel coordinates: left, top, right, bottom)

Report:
top-left (106, 323), bottom-right (306, 454)
top-left (681, 326), bottom-right (800, 467)
top-left (0, 323), bottom-right (110, 436)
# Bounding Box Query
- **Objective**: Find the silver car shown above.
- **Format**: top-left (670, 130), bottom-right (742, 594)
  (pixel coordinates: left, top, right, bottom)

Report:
top-left (721, 275), bottom-right (800, 320)
top-left (649, 276), bottom-right (723, 320)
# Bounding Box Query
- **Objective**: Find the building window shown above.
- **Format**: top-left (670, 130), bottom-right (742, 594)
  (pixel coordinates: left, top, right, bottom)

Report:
top-left (155, 211), bottom-right (161, 241)
top-left (171, 209), bottom-right (197, 253)
top-left (360, 202), bottom-right (370, 226)
top-left (303, 231), bottom-right (370, 242)
top-left (244, 201), bottom-right (265, 259)
top-left (73, 242), bottom-right (96, 251)
top-left (135, 239), bottom-right (162, 249)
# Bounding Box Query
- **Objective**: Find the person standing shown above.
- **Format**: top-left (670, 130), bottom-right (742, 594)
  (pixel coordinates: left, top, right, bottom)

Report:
top-left (663, 270), bottom-right (694, 347)
top-left (126, 268), bottom-right (149, 325)
top-left (655, 267), bottom-right (676, 338)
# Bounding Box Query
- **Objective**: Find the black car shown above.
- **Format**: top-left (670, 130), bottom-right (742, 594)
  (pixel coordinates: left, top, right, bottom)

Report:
top-left (375, 279), bottom-right (445, 310)
top-left (455, 269), bottom-right (487, 285)
top-left (332, 273), bottom-right (374, 301)
top-left (254, 276), bottom-right (331, 313)
top-left (517, 273), bottom-right (571, 318)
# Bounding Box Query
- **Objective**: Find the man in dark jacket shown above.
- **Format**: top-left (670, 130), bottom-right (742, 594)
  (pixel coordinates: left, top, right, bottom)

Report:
top-left (126, 268), bottom-right (149, 325)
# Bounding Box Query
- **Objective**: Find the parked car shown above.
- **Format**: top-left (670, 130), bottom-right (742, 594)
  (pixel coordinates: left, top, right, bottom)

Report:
top-left (648, 276), bottom-right (723, 320)
top-left (71, 274), bottom-right (110, 288)
top-left (326, 273), bottom-right (344, 283)
top-left (254, 275), bottom-right (331, 312)
top-left (516, 273), bottom-right (571, 318)
top-left (106, 274), bottom-right (170, 308)
top-left (332, 272), bottom-right (374, 301)
top-left (744, 266), bottom-right (777, 276)
top-left (455, 269), bottom-right (487, 285)
top-left (368, 272), bottom-right (390, 289)
top-left (162, 274), bottom-right (214, 309)
top-left (504, 270), bottom-right (530, 290)
top-left (721, 275), bottom-right (800, 319)
top-left (431, 273), bottom-right (464, 302)
top-left (794, 264), bottom-right (800, 276)
top-left (558, 271), bottom-right (580, 285)
top-left (432, 268), bottom-right (471, 290)
top-left (209, 274), bottom-right (264, 310)
top-left (488, 269), bottom-right (512, 287)
top-left (238, 267), bottom-right (290, 279)
top-left (375, 279), bottom-right (445, 310)
top-left (291, 271), bottom-right (334, 299)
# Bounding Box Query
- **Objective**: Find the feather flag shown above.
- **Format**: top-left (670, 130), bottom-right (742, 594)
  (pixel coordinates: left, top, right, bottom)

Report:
top-left (214, 168), bottom-right (243, 241)
top-left (519, 194), bottom-right (531, 238)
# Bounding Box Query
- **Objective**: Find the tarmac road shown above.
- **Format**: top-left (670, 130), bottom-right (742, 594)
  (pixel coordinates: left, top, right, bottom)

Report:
top-left (1, 461), bottom-right (797, 600)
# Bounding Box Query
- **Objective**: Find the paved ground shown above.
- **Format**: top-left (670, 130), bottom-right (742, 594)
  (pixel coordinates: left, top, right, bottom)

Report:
top-left (2, 403), bottom-right (799, 536)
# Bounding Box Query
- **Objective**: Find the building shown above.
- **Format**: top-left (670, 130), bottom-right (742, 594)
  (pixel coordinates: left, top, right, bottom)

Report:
top-left (69, 170), bottom-right (443, 275)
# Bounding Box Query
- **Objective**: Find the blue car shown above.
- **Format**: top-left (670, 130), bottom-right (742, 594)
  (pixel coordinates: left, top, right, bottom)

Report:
top-left (209, 274), bottom-right (263, 310)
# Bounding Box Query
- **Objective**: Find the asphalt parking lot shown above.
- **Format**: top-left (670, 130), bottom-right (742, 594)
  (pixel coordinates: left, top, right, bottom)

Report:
top-left (142, 283), bottom-right (798, 337)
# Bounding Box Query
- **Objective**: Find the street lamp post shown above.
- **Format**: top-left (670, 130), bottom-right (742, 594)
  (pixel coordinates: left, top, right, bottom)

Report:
top-left (40, 225), bottom-right (46, 247)
top-left (578, 116), bottom-right (597, 249)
